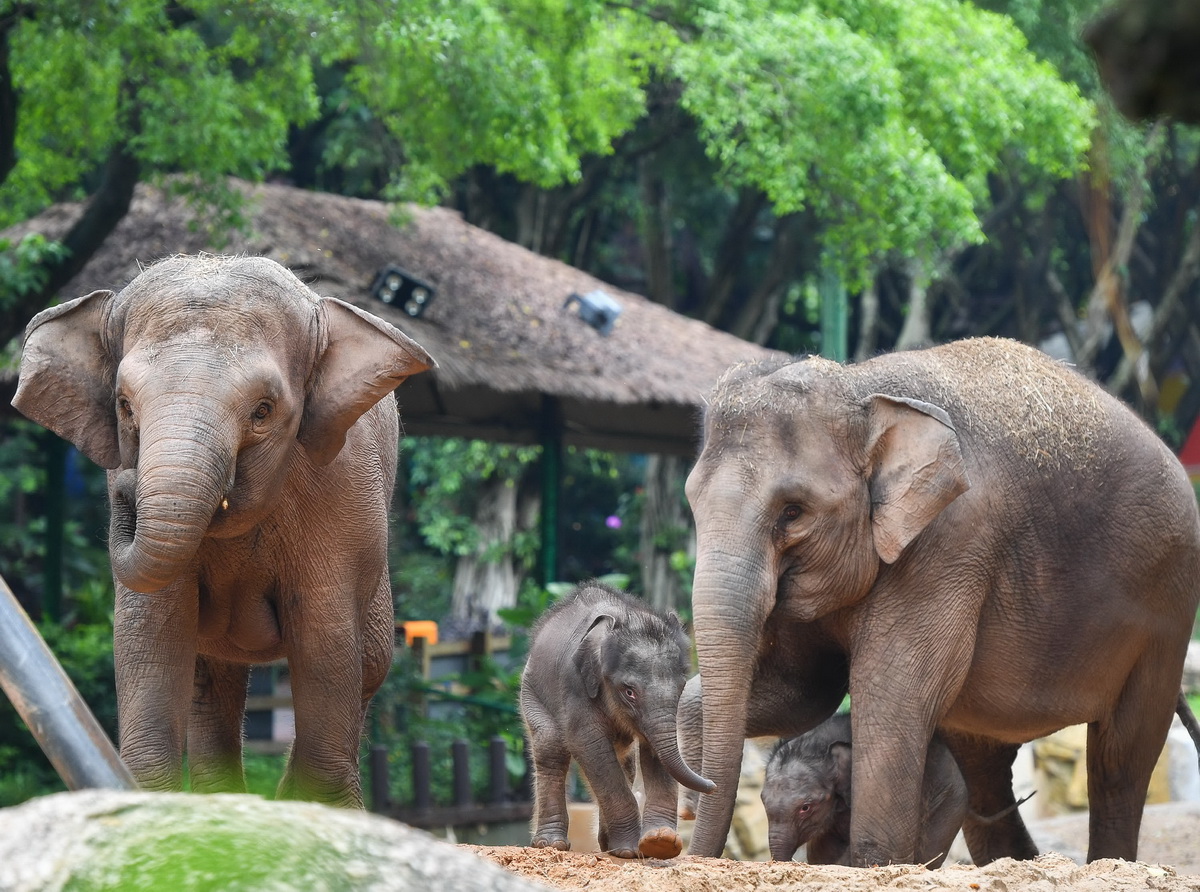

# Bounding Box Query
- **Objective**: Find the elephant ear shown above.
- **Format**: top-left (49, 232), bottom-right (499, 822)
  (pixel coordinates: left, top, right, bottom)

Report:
top-left (299, 297), bottom-right (436, 466)
top-left (574, 614), bottom-right (615, 700)
top-left (864, 394), bottom-right (970, 564)
top-left (828, 741), bottom-right (852, 791)
top-left (11, 290), bottom-right (121, 469)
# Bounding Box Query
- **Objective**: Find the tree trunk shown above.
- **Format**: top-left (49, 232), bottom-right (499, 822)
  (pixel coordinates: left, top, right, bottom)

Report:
top-left (895, 258), bottom-right (933, 351)
top-left (638, 454), bottom-right (692, 616)
top-left (639, 157), bottom-right (675, 310)
top-left (853, 278), bottom-right (881, 362)
top-left (450, 477), bottom-right (523, 627)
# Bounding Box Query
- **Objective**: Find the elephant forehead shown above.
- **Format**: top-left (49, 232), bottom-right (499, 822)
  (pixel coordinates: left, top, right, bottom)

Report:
top-left (116, 259), bottom-right (317, 347)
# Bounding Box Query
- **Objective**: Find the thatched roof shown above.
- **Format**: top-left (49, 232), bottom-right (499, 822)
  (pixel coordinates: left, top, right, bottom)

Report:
top-left (4, 180), bottom-right (785, 455)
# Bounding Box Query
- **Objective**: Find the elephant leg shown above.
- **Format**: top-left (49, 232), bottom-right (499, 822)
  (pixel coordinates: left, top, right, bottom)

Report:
top-left (1085, 652), bottom-right (1181, 862)
top-left (575, 734), bottom-right (642, 858)
top-left (113, 582), bottom-right (198, 792)
top-left (522, 691), bottom-right (572, 850)
top-left (806, 831), bottom-right (850, 866)
top-left (278, 594), bottom-right (365, 807)
top-left (187, 656), bottom-right (249, 793)
top-left (637, 742), bottom-right (683, 859)
top-left (844, 619), bottom-right (973, 867)
top-left (677, 661), bottom-right (846, 820)
top-left (360, 575), bottom-right (394, 722)
top-left (941, 733), bottom-right (1038, 864)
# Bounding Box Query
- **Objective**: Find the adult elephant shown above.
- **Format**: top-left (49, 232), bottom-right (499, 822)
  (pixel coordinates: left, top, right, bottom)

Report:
top-left (12, 254), bottom-right (434, 806)
top-left (685, 337), bottom-right (1200, 866)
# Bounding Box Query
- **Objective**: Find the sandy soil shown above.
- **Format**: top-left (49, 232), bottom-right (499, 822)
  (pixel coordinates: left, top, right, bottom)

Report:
top-left (463, 803), bottom-right (1200, 892)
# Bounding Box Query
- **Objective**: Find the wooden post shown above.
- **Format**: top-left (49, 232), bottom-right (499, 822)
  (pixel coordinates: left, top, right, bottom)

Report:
top-left (412, 741), bottom-right (432, 811)
top-left (452, 739), bottom-right (471, 806)
top-left (488, 736), bottom-right (508, 803)
top-left (369, 744), bottom-right (390, 813)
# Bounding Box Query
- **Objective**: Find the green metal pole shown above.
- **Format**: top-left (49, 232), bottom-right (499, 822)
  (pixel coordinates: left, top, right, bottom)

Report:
top-left (43, 434), bottom-right (66, 623)
top-left (539, 397), bottom-right (563, 589)
top-left (818, 261), bottom-right (849, 363)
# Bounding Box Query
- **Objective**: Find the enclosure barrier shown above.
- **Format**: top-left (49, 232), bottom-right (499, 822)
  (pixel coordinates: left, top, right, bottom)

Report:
top-left (0, 573), bottom-right (136, 791)
top-left (369, 736), bottom-right (533, 828)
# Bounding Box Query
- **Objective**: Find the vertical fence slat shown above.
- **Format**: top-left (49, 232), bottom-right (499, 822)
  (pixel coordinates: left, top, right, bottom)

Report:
top-left (452, 739), bottom-right (471, 806)
top-left (488, 736), bottom-right (507, 804)
top-left (413, 741), bottom-right (432, 811)
top-left (369, 744), bottom-right (390, 813)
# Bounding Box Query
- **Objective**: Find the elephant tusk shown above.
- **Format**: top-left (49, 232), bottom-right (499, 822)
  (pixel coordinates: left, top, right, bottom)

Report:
top-left (221, 498), bottom-right (229, 511)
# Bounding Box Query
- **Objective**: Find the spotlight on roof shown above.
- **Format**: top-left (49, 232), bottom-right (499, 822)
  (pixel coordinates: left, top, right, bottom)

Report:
top-left (370, 265), bottom-right (436, 318)
top-left (564, 289), bottom-right (622, 336)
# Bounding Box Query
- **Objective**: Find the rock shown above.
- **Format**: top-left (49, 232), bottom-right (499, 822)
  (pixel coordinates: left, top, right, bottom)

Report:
top-left (0, 790), bottom-right (543, 892)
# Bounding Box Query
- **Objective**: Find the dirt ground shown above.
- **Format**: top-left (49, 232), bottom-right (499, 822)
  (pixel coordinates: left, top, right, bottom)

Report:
top-left (463, 803), bottom-right (1200, 891)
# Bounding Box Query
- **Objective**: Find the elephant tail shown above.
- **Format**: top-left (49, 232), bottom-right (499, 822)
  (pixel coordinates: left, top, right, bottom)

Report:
top-left (1177, 689), bottom-right (1200, 780)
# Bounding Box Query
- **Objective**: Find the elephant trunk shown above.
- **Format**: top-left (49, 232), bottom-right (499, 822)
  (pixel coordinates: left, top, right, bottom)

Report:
top-left (644, 705), bottom-right (715, 794)
top-left (768, 824), bottom-right (802, 862)
top-left (688, 545), bottom-right (774, 857)
top-left (109, 422), bottom-right (233, 594)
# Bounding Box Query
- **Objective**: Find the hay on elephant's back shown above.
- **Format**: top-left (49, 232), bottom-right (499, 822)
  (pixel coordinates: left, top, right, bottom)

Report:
top-left (917, 339), bottom-right (1103, 473)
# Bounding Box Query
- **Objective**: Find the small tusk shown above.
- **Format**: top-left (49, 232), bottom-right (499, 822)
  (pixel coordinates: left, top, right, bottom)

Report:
top-left (221, 498), bottom-right (229, 511)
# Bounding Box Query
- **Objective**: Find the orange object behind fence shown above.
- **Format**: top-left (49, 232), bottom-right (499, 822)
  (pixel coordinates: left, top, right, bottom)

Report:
top-left (401, 620), bottom-right (439, 646)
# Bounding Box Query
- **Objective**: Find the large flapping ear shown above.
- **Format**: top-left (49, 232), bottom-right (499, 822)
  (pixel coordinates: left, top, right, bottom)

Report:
top-left (573, 614), bottom-right (615, 700)
top-left (299, 297), bottom-right (436, 466)
top-left (864, 394), bottom-right (970, 564)
top-left (11, 290), bottom-right (121, 469)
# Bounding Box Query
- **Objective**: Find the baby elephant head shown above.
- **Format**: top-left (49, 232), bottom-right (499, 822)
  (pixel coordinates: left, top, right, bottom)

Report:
top-left (575, 611), bottom-right (714, 795)
top-left (761, 727), bottom-right (852, 861)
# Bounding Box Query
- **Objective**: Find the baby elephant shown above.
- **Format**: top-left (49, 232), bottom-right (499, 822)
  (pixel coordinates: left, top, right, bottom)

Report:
top-left (762, 713), bottom-right (967, 867)
top-left (520, 582), bottom-right (714, 859)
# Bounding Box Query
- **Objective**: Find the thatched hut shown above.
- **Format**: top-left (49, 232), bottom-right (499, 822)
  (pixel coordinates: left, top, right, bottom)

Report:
top-left (4, 179), bottom-right (784, 456)
top-left (3, 180), bottom-right (785, 615)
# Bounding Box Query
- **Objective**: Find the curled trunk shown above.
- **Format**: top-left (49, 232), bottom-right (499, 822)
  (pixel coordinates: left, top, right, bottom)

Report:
top-left (109, 425), bottom-right (233, 594)
top-left (644, 708), bottom-right (714, 795)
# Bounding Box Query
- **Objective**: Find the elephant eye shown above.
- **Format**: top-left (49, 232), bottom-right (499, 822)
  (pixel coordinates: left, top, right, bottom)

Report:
top-left (797, 802), bottom-right (812, 814)
top-left (623, 686), bottom-right (637, 703)
top-left (780, 504), bottom-right (802, 523)
top-left (117, 397), bottom-right (133, 420)
top-left (252, 401), bottom-right (273, 421)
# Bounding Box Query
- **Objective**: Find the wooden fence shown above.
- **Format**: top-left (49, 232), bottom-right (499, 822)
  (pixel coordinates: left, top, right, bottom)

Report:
top-left (244, 627), bottom-right (535, 828)
top-left (368, 737), bottom-right (533, 827)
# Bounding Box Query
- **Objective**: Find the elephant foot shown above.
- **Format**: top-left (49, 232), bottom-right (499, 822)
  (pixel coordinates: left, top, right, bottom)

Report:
top-left (607, 845), bottom-right (641, 859)
top-left (678, 800), bottom-right (697, 821)
top-left (639, 827), bottom-right (683, 859)
top-left (532, 836), bottom-right (570, 851)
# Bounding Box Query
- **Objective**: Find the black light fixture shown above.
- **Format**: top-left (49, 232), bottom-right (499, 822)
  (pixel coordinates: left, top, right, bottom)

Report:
top-left (563, 289), bottom-right (622, 336)
top-left (370, 265), bottom-right (436, 318)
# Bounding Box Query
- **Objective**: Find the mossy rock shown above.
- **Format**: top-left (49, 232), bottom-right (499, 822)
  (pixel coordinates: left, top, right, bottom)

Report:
top-left (0, 790), bottom-right (540, 892)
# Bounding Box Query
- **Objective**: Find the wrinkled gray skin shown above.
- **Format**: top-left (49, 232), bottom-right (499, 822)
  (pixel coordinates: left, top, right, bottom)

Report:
top-left (685, 338), bottom-right (1200, 866)
top-left (11, 255), bottom-right (434, 806)
top-left (520, 582), bottom-right (714, 859)
top-left (762, 713), bottom-right (967, 867)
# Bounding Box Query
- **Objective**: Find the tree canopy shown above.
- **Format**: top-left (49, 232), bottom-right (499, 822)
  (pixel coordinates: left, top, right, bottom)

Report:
top-left (3, 0), bottom-right (1093, 339)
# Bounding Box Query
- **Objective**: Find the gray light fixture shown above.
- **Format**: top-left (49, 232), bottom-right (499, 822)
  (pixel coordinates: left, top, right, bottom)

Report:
top-left (564, 289), bottom-right (622, 336)
top-left (370, 265), bottom-right (436, 318)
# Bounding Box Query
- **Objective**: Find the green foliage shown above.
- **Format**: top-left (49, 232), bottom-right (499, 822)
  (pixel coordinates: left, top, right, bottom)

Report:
top-left (405, 438), bottom-right (539, 558)
top-left (2, 0), bottom-right (330, 228)
top-left (0, 234), bottom-right (70, 310)
top-left (342, 0), bottom-right (673, 201)
top-left (671, 0), bottom-right (1094, 285)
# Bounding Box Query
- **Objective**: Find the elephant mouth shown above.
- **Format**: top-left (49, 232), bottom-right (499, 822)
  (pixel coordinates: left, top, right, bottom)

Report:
top-left (110, 469), bottom-right (138, 554)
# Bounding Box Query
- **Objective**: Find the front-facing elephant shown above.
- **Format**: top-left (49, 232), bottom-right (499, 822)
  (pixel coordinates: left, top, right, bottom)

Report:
top-left (685, 337), bottom-right (1200, 866)
top-left (12, 254), bottom-right (435, 806)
